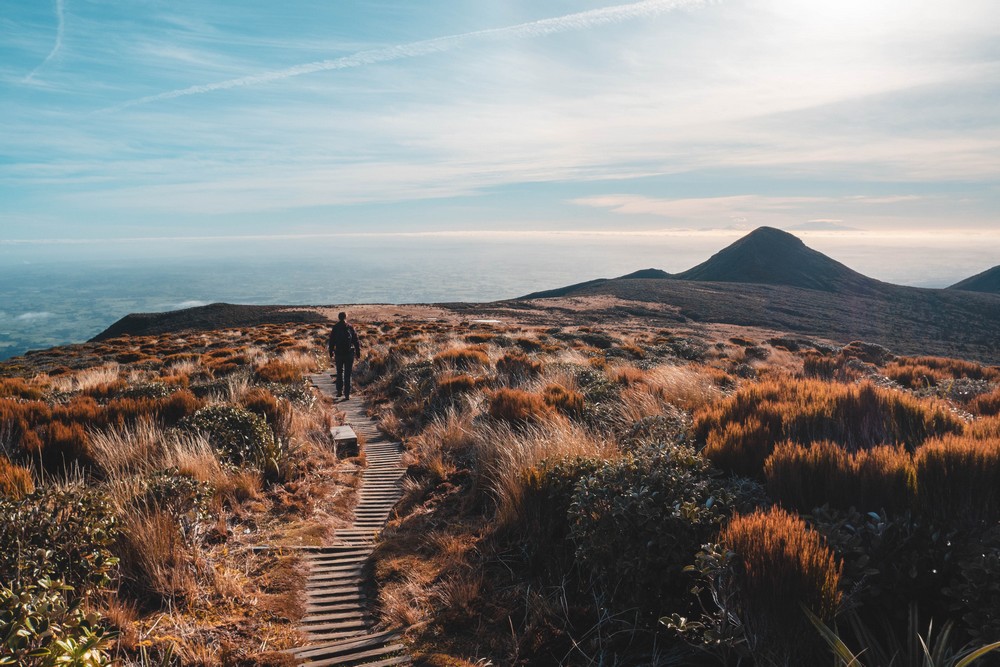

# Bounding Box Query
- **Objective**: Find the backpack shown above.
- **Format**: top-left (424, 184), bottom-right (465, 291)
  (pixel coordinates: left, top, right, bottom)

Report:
top-left (330, 322), bottom-right (353, 354)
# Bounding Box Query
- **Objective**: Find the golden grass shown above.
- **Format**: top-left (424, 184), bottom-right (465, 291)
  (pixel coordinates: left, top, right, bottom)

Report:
top-left (485, 388), bottom-right (552, 424)
top-left (472, 418), bottom-right (614, 527)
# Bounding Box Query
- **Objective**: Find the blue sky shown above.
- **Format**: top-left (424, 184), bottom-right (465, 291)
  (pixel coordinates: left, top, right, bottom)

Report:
top-left (2, 0), bottom-right (999, 241)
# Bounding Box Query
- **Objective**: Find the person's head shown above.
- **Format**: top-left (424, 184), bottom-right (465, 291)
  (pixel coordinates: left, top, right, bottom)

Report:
top-left (338, 312), bottom-right (347, 322)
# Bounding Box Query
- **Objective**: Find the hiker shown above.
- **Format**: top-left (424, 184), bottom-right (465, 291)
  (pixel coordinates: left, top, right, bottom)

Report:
top-left (328, 311), bottom-right (362, 399)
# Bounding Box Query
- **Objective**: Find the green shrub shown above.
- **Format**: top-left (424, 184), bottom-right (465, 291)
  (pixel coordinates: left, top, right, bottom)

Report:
top-left (810, 507), bottom-right (958, 634)
top-left (0, 486), bottom-right (118, 596)
top-left (0, 578), bottom-right (114, 667)
top-left (179, 405), bottom-right (283, 480)
top-left (568, 443), bottom-right (731, 619)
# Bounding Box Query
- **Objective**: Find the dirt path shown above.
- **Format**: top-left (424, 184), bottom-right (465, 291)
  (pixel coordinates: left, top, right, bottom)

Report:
top-left (284, 374), bottom-right (411, 666)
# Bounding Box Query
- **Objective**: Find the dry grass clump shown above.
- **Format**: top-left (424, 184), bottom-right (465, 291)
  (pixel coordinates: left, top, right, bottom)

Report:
top-left (406, 408), bottom-right (477, 483)
top-left (0, 377), bottom-right (45, 400)
top-left (764, 441), bottom-right (914, 513)
top-left (914, 434), bottom-right (1000, 524)
top-left (255, 350), bottom-right (320, 384)
top-left (434, 374), bottom-right (487, 401)
top-left (541, 383), bottom-right (584, 418)
top-left (884, 355), bottom-right (1000, 388)
top-left (719, 507), bottom-right (842, 664)
top-left (0, 455), bottom-right (34, 499)
top-left (433, 346), bottom-right (491, 372)
top-left (495, 351), bottom-right (543, 385)
top-left (969, 387), bottom-right (1000, 416)
top-left (472, 419), bottom-right (614, 527)
top-left (486, 388), bottom-right (553, 424)
top-left (695, 379), bottom-right (963, 478)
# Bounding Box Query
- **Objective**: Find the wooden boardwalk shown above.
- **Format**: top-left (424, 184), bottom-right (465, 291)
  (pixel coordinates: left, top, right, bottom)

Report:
top-left (284, 373), bottom-right (410, 667)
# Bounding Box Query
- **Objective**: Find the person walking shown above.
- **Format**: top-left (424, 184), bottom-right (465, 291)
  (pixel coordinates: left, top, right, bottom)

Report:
top-left (328, 311), bottom-right (361, 399)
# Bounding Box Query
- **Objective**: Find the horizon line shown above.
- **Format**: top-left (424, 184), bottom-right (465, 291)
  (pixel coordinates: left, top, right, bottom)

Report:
top-left (4, 227), bottom-right (1000, 246)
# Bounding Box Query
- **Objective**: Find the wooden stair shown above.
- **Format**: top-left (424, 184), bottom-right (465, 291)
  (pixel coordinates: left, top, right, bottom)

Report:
top-left (282, 374), bottom-right (410, 666)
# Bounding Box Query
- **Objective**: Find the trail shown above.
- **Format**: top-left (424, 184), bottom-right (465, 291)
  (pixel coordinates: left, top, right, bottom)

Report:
top-left (284, 374), bottom-right (411, 666)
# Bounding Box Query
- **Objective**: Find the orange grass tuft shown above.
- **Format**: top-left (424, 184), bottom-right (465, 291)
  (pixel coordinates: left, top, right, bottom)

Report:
top-left (764, 441), bottom-right (914, 513)
top-left (486, 388), bottom-right (553, 424)
top-left (914, 434), bottom-right (1000, 524)
top-left (695, 378), bottom-right (962, 478)
top-left (0, 456), bottom-right (34, 499)
top-left (433, 347), bottom-right (491, 371)
top-left (719, 507), bottom-right (842, 662)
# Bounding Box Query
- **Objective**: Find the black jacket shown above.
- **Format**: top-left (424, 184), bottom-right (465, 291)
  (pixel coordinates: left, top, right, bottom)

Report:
top-left (328, 321), bottom-right (361, 357)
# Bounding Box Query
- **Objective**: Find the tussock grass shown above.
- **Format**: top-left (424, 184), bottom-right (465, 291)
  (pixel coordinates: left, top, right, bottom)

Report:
top-left (695, 378), bottom-right (963, 478)
top-left (472, 418), bottom-right (614, 527)
top-left (915, 434), bottom-right (1000, 525)
top-left (720, 507), bottom-right (842, 664)
top-left (764, 441), bottom-right (914, 513)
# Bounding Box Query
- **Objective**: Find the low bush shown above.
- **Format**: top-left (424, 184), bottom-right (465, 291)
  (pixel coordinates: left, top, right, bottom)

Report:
top-left (0, 486), bottom-right (118, 596)
top-left (514, 456), bottom-right (603, 576)
top-left (764, 441), bottom-right (914, 514)
top-left (0, 578), bottom-right (115, 666)
top-left (717, 507), bottom-right (842, 665)
top-left (179, 405), bottom-right (283, 480)
top-left (568, 443), bottom-right (732, 619)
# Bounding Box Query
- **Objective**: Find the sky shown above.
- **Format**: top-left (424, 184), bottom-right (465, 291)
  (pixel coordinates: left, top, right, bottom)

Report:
top-left (2, 0), bottom-right (999, 242)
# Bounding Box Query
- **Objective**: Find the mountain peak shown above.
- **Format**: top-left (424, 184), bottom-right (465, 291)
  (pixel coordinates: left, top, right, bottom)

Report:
top-left (674, 227), bottom-right (875, 292)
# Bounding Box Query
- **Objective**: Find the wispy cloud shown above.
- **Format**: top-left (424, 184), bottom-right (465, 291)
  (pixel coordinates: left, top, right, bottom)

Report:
top-left (23, 0), bottom-right (65, 83)
top-left (103, 0), bottom-right (707, 111)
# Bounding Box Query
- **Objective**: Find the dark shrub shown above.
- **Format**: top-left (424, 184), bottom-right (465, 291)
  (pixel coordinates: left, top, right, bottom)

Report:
top-left (0, 486), bottom-right (118, 595)
top-left (568, 443), bottom-right (731, 619)
top-left (179, 405), bottom-right (282, 480)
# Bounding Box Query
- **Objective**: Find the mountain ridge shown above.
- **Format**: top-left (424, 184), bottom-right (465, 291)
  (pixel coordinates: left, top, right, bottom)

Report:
top-left (949, 265), bottom-right (1000, 293)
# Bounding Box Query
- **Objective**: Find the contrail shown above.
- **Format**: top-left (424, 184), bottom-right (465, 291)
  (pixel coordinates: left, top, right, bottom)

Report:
top-left (104, 0), bottom-right (707, 112)
top-left (24, 0), bottom-right (65, 83)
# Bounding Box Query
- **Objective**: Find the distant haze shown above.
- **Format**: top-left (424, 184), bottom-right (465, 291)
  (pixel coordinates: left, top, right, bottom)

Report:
top-left (2, 229), bottom-right (998, 360)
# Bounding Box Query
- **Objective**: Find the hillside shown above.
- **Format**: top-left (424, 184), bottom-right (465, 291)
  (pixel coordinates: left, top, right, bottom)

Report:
top-left (673, 226), bottom-right (880, 293)
top-left (949, 265), bottom-right (1000, 293)
top-left (91, 302), bottom-right (327, 341)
